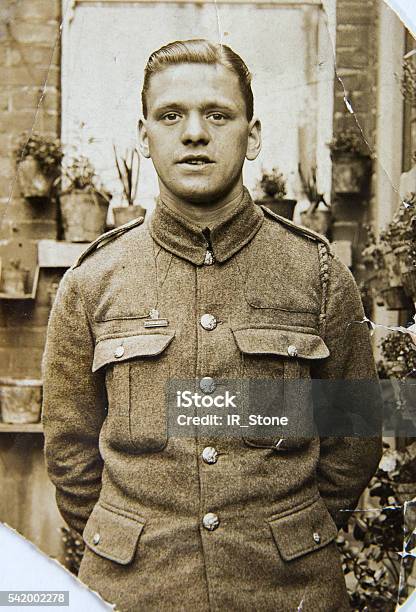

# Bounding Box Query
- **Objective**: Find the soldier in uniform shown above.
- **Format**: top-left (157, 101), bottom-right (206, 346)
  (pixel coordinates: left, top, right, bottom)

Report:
top-left (42, 40), bottom-right (382, 611)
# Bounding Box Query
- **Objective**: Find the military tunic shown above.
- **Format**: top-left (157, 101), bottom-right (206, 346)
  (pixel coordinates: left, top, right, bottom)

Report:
top-left (42, 188), bottom-right (382, 611)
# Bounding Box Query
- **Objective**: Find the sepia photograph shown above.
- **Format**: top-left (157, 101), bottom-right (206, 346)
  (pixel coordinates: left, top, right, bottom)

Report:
top-left (0, 0), bottom-right (416, 610)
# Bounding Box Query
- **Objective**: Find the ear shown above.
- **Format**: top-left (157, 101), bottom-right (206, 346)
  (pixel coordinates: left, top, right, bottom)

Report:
top-left (138, 118), bottom-right (150, 159)
top-left (246, 118), bottom-right (262, 161)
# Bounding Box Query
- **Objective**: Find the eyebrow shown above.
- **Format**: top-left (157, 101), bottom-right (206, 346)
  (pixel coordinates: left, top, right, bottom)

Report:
top-left (152, 100), bottom-right (239, 115)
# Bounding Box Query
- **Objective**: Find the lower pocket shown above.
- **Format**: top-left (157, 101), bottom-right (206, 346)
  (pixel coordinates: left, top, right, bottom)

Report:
top-left (268, 496), bottom-right (338, 562)
top-left (83, 502), bottom-right (146, 565)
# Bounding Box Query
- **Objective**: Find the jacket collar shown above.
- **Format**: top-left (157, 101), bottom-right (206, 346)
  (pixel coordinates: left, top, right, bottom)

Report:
top-left (149, 187), bottom-right (264, 265)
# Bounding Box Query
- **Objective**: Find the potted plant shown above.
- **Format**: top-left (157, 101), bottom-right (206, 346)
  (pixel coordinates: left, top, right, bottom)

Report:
top-left (15, 132), bottom-right (63, 199)
top-left (298, 165), bottom-right (331, 236)
top-left (0, 259), bottom-right (29, 296)
top-left (380, 332), bottom-right (416, 380)
top-left (401, 49), bottom-right (416, 108)
top-left (379, 203), bottom-right (415, 310)
top-left (361, 226), bottom-right (389, 307)
top-left (400, 245), bottom-right (416, 300)
top-left (337, 442), bottom-right (416, 610)
top-left (362, 199), bottom-right (416, 311)
top-left (328, 129), bottom-right (372, 195)
top-left (255, 167), bottom-right (297, 220)
top-left (112, 146), bottom-right (146, 227)
top-left (59, 155), bottom-right (111, 242)
top-left (61, 525), bottom-right (85, 575)
top-left (393, 195), bottom-right (416, 300)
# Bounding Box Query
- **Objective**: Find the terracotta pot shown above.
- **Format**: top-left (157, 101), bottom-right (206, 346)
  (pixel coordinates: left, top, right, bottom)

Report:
top-left (113, 205), bottom-right (146, 227)
top-left (331, 152), bottom-right (371, 195)
top-left (380, 286), bottom-right (413, 310)
top-left (60, 189), bottom-right (109, 242)
top-left (18, 156), bottom-right (56, 199)
top-left (258, 198), bottom-right (297, 220)
top-left (0, 379), bottom-right (42, 424)
top-left (402, 270), bottom-right (416, 299)
top-left (300, 209), bottom-right (332, 236)
top-left (0, 268), bottom-right (28, 296)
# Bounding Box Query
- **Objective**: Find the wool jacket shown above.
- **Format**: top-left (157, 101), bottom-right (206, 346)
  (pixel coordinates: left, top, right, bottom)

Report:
top-left (42, 188), bottom-right (382, 612)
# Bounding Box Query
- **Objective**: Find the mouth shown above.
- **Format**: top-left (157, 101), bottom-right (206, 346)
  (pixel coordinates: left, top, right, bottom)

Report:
top-left (177, 155), bottom-right (214, 167)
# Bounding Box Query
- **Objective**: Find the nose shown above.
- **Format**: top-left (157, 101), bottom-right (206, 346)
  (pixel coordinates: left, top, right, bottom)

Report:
top-left (181, 112), bottom-right (210, 146)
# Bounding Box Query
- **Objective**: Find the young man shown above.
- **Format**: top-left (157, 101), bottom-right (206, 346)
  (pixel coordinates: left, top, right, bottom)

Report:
top-left (42, 40), bottom-right (382, 611)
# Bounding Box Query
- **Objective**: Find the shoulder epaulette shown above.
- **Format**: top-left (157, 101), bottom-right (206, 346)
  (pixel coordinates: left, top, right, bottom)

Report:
top-left (260, 204), bottom-right (331, 250)
top-left (71, 216), bottom-right (145, 269)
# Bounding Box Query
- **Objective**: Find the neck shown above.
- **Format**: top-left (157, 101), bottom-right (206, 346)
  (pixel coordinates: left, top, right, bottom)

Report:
top-left (158, 183), bottom-right (245, 228)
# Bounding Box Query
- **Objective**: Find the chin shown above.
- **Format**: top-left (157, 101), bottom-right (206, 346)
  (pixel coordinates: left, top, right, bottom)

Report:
top-left (172, 183), bottom-right (226, 204)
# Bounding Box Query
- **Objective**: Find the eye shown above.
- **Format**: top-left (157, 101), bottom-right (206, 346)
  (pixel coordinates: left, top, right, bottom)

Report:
top-left (161, 112), bottom-right (181, 123)
top-left (208, 112), bottom-right (227, 124)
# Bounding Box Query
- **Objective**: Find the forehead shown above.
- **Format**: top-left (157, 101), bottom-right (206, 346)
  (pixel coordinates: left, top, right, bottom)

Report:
top-left (145, 63), bottom-right (246, 113)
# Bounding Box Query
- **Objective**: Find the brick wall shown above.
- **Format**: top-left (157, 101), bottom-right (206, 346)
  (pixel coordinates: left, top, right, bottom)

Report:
top-left (0, 0), bottom-right (61, 379)
top-left (333, 0), bottom-right (378, 144)
top-left (331, 0), bottom-right (378, 281)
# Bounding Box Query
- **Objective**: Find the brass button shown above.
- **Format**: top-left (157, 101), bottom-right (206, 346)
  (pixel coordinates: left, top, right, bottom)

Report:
top-left (313, 532), bottom-right (321, 544)
top-left (202, 447), bottom-right (218, 464)
top-left (114, 345), bottom-right (125, 359)
top-left (203, 512), bottom-right (220, 531)
top-left (287, 345), bottom-right (298, 357)
top-left (199, 377), bottom-right (216, 393)
top-left (92, 532), bottom-right (100, 545)
top-left (204, 250), bottom-right (215, 266)
top-left (200, 314), bottom-right (217, 331)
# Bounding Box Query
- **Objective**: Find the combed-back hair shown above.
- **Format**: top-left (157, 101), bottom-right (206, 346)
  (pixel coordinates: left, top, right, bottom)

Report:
top-left (141, 39), bottom-right (254, 120)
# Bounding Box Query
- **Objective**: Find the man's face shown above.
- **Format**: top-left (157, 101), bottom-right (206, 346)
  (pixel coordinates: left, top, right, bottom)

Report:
top-left (139, 63), bottom-right (261, 205)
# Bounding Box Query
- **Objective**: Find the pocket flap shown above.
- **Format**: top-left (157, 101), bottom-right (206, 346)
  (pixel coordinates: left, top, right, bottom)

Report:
top-left (232, 328), bottom-right (329, 360)
top-left (83, 503), bottom-right (145, 565)
top-left (93, 333), bottom-right (175, 372)
top-left (269, 496), bottom-right (338, 561)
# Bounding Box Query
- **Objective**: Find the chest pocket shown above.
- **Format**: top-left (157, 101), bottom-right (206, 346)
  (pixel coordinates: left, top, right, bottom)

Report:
top-left (93, 332), bottom-right (175, 453)
top-left (231, 326), bottom-right (329, 451)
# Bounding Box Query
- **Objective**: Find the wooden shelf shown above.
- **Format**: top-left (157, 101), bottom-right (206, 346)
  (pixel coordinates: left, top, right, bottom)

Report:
top-left (0, 423), bottom-right (43, 433)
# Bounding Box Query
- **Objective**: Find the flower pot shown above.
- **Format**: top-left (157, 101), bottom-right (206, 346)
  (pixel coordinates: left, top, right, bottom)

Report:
top-left (0, 379), bottom-right (42, 424)
top-left (0, 267), bottom-right (28, 296)
top-left (17, 156), bottom-right (56, 199)
top-left (331, 152), bottom-right (371, 195)
top-left (113, 205), bottom-right (146, 227)
top-left (402, 269), bottom-right (416, 299)
top-left (259, 198), bottom-right (297, 220)
top-left (300, 209), bottom-right (332, 236)
top-left (380, 286), bottom-right (413, 310)
top-left (60, 189), bottom-right (109, 242)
